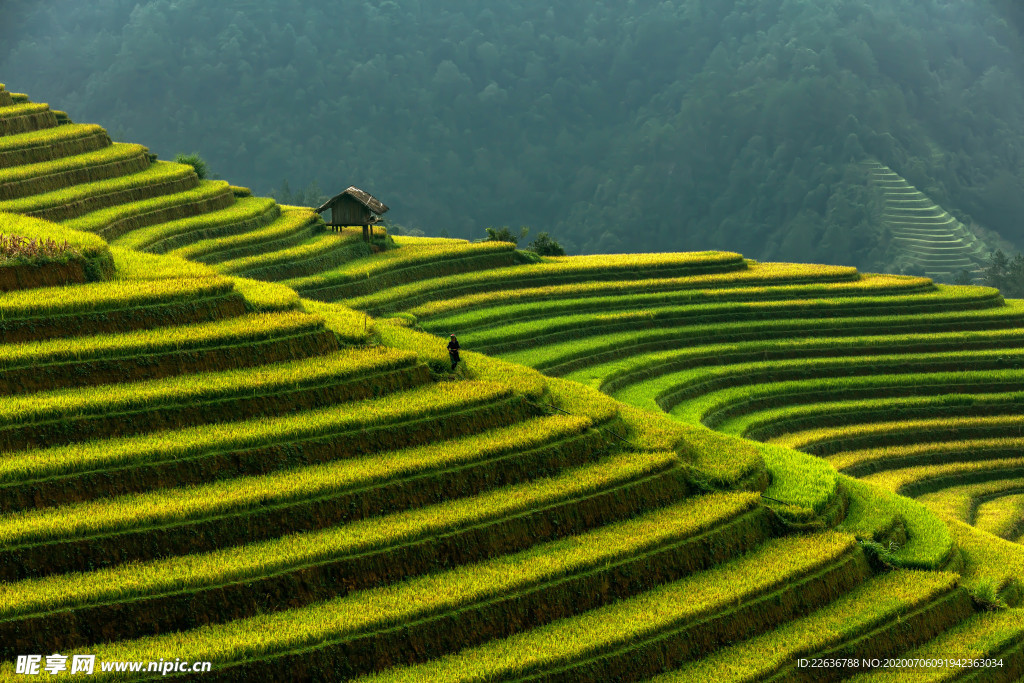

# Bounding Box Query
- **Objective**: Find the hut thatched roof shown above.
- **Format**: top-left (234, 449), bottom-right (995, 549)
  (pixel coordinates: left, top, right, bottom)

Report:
top-left (315, 186), bottom-right (389, 216)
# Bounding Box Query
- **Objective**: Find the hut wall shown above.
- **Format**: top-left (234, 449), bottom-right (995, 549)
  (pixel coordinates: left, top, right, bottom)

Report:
top-left (331, 198), bottom-right (370, 226)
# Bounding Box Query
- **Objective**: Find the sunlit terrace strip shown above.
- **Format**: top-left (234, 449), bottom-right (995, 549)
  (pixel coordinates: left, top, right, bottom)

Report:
top-left (605, 352), bottom-right (1024, 419)
top-left (0, 276), bottom-right (233, 317)
top-left (6, 529), bottom-right (853, 682)
top-left (827, 437), bottom-right (1024, 479)
top-left (849, 608), bottom-right (1024, 682)
top-left (0, 397), bottom-right (583, 549)
top-left (971, 493), bottom-right (1024, 540)
top-left (214, 231), bottom-right (363, 276)
top-left (0, 380), bottom-right (516, 485)
top-left (165, 205), bottom-right (320, 260)
top-left (284, 240), bottom-right (517, 291)
top-left (349, 251), bottom-right (761, 313)
top-left (0, 346), bottom-right (416, 429)
top-left (0, 103), bottom-right (48, 120)
top-left (461, 285), bottom-right (1004, 352)
top-left (0, 473), bottom-right (733, 624)
top-left (654, 570), bottom-right (961, 682)
top-left (111, 196), bottom-right (278, 252)
top-left (0, 311), bottom-right (323, 371)
top-left (711, 389), bottom-right (1024, 438)
top-left (501, 301), bottom-right (1024, 374)
top-left (63, 179), bottom-right (233, 237)
top-left (352, 534), bottom-right (858, 683)
top-left (421, 275), bottom-right (938, 335)
top-left (839, 476), bottom-right (955, 570)
top-left (771, 415), bottom-right (1024, 456)
top-left (400, 262), bottom-right (869, 318)
top-left (0, 123), bottom-right (107, 153)
top-left (666, 372), bottom-right (1024, 432)
top-left (916, 478), bottom-right (1024, 526)
top-left (860, 455), bottom-right (1024, 497)
top-left (563, 326), bottom-right (1024, 400)
top-left (0, 161), bottom-right (194, 214)
top-left (0, 142), bottom-right (147, 185)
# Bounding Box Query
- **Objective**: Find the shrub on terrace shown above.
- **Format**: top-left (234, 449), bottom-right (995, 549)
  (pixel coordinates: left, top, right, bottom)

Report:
top-left (173, 152), bottom-right (209, 180)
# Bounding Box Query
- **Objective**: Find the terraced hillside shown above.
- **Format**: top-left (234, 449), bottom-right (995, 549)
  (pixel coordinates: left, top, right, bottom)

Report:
top-left (866, 160), bottom-right (992, 282)
top-left (2, 84), bottom-right (1024, 680)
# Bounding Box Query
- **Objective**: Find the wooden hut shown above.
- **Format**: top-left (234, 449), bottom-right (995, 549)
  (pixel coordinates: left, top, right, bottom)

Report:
top-left (315, 186), bottom-right (389, 242)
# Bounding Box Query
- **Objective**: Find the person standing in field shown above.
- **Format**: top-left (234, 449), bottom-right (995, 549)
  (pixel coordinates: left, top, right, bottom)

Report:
top-left (448, 334), bottom-right (461, 371)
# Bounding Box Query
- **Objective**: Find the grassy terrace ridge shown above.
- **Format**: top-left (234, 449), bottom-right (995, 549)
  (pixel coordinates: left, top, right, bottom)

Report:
top-left (166, 205), bottom-right (322, 261)
top-left (0, 346), bottom-right (418, 430)
top-left (420, 275), bottom-right (938, 334)
top-left (0, 102), bottom-right (49, 119)
top-left (0, 383), bottom-right (538, 548)
top-left (394, 261), bottom-right (871, 318)
top-left (1, 528), bottom-right (853, 682)
top-left (463, 285), bottom-right (1005, 353)
top-left (713, 389), bottom-right (1024, 438)
top-left (0, 379), bottom-right (529, 488)
top-left (111, 196), bottom-right (280, 252)
top-left (0, 275), bottom-right (233, 317)
top-left (670, 372), bottom-right (1024, 431)
top-left (0, 124), bottom-right (113, 167)
top-left (0, 161), bottom-right (197, 220)
top-left (655, 570), bottom-right (964, 682)
top-left (0, 488), bottom-right (755, 629)
top-left (280, 243), bottom-right (523, 302)
top-left (348, 250), bottom-right (759, 313)
top-left (63, 179), bottom-right (235, 239)
top-left (214, 229), bottom-right (364, 279)
top-left (607, 356), bottom-right (1024, 422)
top-left (0, 141), bottom-right (148, 188)
top-left (0, 311), bottom-right (326, 370)
top-left (500, 301), bottom-right (1024, 372)
top-left (918, 478), bottom-right (1024, 526)
top-left (352, 533), bottom-right (861, 683)
top-left (772, 414), bottom-right (1024, 455)
top-left (972, 493), bottom-right (1024, 539)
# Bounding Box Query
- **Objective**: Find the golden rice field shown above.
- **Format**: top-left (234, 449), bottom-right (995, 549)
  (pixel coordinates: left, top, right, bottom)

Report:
top-left (0, 86), bottom-right (1023, 681)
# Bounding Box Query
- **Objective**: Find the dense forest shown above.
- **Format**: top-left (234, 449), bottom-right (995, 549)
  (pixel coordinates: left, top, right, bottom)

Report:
top-left (2, 0), bottom-right (1024, 266)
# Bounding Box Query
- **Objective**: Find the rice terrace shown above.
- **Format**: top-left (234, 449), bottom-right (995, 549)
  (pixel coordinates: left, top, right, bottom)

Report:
top-left (4, 83), bottom-right (1024, 682)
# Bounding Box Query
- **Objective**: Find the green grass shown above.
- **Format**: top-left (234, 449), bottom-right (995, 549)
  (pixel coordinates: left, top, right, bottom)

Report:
top-left (165, 205), bottom-right (321, 261)
top-left (0, 380), bottom-right (522, 486)
top-left (839, 476), bottom-right (955, 569)
top-left (0, 102), bottom-right (48, 119)
top-left (0, 211), bottom-right (109, 259)
top-left (354, 533), bottom-right (857, 683)
top-left (283, 240), bottom-right (519, 298)
top-left (0, 346), bottom-right (416, 432)
top-left (348, 251), bottom-right (761, 313)
top-left (828, 437), bottom-right (1024, 479)
top-left (8, 523), bottom-right (852, 681)
top-left (463, 285), bottom-right (1003, 353)
top-left (228, 276), bottom-right (301, 312)
top-left (0, 310), bottom-right (323, 371)
top-left (0, 275), bottom-right (233, 317)
top-left (0, 382), bottom-right (546, 547)
top-left (501, 301), bottom-right (1024, 373)
top-left (861, 454), bottom-right (1024, 497)
top-left (110, 196), bottom-right (278, 252)
top-left (0, 479), bottom-right (742, 623)
top-left (849, 606), bottom-right (1024, 681)
top-left (715, 389), bottom-right (1024, 438)
top-left (655, 570), bottom-right (960, 682)
top-left (0, 124), bottom-right (111, 166)
top-left (971, 494), bottom-right (1024, 539)
top-left (0, 161), bottom-right (195, 215)
top-left (421, 276), bottom-right (942, 335)
top-left (918, 478), bottom-right (1024, 526)
top-left (63, 179), bottom-right (234, 238)
top-left (214, 230), bottom-right (365, 280)
top-left (773, 414), bottom-right (1024, 455)
top-left (399, 262), bottom-right (874, 319)
top-left (0, 142), bottom-right (147, 186)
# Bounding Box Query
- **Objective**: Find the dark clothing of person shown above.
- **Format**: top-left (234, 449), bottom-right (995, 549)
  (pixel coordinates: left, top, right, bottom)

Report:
top-left (448, 338), bottom-right (460, 370)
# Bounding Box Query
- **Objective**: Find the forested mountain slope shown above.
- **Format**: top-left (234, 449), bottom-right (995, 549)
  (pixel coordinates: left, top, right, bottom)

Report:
top-left (2, 0), bottom-right (1024, 267)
